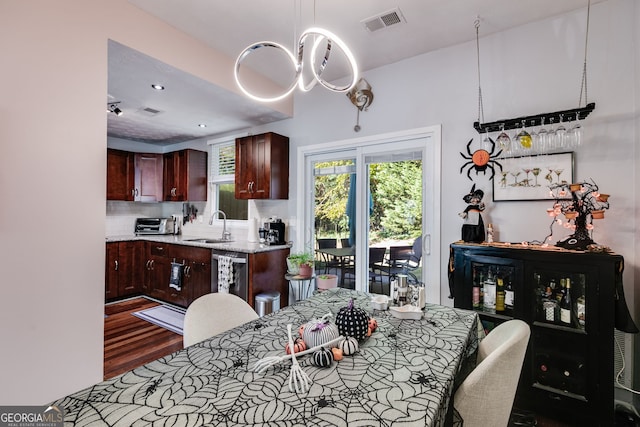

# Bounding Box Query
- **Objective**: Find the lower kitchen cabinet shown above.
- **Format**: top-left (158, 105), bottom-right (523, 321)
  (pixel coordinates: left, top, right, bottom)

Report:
top-left (450, 242), bottom-right (623, 426)
top-left (105, 241), bottom-right (143, 301)
top-left (144, 242), bottom-right (211, 308)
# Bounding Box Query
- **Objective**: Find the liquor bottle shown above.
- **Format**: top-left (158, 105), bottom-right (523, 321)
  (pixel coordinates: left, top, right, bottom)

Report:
top-left (504, 278), bottom-right (515, 315)
top-left (560, 278), bottom-right (572, 325)
top-left (478, 270), bottom-right (485, 310)
top-left (495, 276), bottom-right (505, 312)
top-left (472, 268), bottom-right (480, 309)
top-left (556, 278), bottom-right (566, 303)
top-left (486, 223), bottom-right (494, 243)
top-left (484, 267), bottom-right (496, 313)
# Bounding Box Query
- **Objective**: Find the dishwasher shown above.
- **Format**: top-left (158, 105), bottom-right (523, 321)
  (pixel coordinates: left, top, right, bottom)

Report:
top-left (211, 250), bottom-right (248, 302)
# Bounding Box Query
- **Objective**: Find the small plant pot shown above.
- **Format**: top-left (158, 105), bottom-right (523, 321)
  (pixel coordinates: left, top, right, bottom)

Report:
top-left (316, 274), bottom-right (338, 290)
top-left (564, 211), bottom-right (578, 220)
top-left (591, 210), bottom-right (605, 219)
top-left (298, 263), bottom-right (313, 278)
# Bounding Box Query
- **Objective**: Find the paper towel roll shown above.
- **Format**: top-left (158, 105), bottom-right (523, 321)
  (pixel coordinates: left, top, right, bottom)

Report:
top-left (247, 218), bottom-right (258, 242)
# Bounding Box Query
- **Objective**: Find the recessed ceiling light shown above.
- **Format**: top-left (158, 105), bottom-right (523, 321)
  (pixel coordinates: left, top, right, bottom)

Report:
top-left (198, 124), bottom-right (207, 128)
top-left (151, 84), bottom-right (165, 90)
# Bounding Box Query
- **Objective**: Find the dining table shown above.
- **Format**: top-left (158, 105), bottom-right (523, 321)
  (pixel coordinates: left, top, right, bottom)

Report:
top-left (316, 247), bottom-right (356, 285)
top-left (52, 289), bottom-right (482, 426)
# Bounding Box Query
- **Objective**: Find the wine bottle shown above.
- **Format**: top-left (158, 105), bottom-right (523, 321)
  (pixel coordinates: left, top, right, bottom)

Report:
top-left (472, 268), bottom-right (480, 309)
top-left (484, 267), bottom-right (496, 313)
top-left (560, 278), bottom-right (572, 325)
top-left (495, 276), bottom-right (505, 312)
top-left (504, 278), bottom-right (515, 314)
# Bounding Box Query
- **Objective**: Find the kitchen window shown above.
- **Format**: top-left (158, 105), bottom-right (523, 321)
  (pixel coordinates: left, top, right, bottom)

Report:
top-left (209, 140), bottom-right (248, 221)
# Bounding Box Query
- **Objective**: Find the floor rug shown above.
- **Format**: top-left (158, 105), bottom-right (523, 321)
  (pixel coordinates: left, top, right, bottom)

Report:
top-left (132, 305), bottom-right (185, 335)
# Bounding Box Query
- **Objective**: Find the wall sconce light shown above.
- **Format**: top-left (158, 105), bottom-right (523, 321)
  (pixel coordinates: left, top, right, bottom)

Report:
top-left (107, 103), bottom-right (123, 116)
top-left (347, 78), bottom-right (373, 132)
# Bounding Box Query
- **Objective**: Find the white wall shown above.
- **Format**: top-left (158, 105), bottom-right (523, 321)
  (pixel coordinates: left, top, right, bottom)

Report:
top-left (0, 0), bottom-right (291, 405)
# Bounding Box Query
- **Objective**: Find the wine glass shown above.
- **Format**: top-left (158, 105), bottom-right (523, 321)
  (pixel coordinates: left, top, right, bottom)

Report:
top-left (522, 168), bottom-right (532, 187)
top-left (510, 170), bottom-right (521, 186)
top-left (516, 120), bottom-right (532, 151)
top-left (496, 123), bottom-right (512, 154)
top-left (554, 114), bottom-right (567, 149)
top-left (568, 115), bottom-right (583, 148)
top-left (547, 117), bottom-right (556, 150)
top-left (537, 117), bottom-right (549, 153)
top-left (529, 120), bottom-right (538, 152)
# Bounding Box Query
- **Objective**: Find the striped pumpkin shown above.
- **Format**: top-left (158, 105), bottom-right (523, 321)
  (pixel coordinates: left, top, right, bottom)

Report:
top-left (338, 336), bottom-right (359, 356)
top-left (302, 316), bottom-right (340, 348)
top-left (313, 348), bottom-right (333, 368)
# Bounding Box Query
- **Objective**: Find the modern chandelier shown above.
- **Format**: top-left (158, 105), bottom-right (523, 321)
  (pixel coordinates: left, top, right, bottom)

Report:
top-left (234, 23), bottom-right (358, 102)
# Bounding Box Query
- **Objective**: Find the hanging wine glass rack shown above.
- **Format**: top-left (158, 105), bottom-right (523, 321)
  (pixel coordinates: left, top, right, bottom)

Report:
top-left (473, 102), bottom-right (595, 134)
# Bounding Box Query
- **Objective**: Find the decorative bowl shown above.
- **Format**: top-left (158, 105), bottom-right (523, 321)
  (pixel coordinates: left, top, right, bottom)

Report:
top-left (389, 305), bottom-right (423, 320)
top-left (371, 295), bottom-right (389, 311)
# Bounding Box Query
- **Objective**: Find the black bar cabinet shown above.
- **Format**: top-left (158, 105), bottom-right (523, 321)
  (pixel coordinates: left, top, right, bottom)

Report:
top-left (450, 242), bottom-right (622, 426)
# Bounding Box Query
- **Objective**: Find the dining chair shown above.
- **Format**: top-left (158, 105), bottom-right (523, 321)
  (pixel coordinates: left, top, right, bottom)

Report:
top-left (368, 247), bottom-right (388, 291)
top-left (316, 238), bottom-right (339, 274)
top-left (183, 293), bottom-right (259, 347)
top-left (387, 236), bottom-right (423, 283)
top-left (341, 238), bottom-right (351, 248)
top-left (452, 319), bottom-right (531, 427)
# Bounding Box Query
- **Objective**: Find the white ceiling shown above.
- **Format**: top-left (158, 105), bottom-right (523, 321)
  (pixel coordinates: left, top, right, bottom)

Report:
top-left (110, 0), bottom-right (599, 146)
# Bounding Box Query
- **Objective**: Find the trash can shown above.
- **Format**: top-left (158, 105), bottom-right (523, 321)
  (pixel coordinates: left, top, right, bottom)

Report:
top-left (255, 292), bottom-right (280, 317)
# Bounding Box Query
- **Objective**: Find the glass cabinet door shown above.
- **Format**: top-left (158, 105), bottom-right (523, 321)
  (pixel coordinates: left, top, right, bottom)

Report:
top-left (532, 269), bottom-right (587, 331)
top-left (471, 261), bottom-right (517, 317)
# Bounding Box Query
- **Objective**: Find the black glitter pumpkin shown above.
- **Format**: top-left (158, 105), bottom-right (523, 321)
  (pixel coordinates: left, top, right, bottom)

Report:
top-left (335, 299), bottom-right (370, 341)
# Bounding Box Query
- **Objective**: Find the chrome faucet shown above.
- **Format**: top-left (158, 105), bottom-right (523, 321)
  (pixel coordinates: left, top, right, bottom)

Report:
top-left (209, 209), bottom-right (232, 241)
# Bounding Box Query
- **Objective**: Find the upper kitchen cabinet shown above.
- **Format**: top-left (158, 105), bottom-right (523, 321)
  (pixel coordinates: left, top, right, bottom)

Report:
top-left (107, 148), bottom-right (134, 201)
top-left (235, 132), bottom-right (289, 199)
top-left (134, 153), bottom-right (163, 202)
top-left (107, 150), bottom-right (163, 202)
top-left (163, 149), bottom-right (208, 201)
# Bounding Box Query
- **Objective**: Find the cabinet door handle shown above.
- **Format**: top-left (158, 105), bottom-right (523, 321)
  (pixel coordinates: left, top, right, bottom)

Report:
top-left (131, 188), bottom-right (136, 197)
top-left (134, 188), bottom-right (139, 197)
top-left (114, 260), bottom-right (118, 271)
top-left (145, 259), bottom-right (150, 270)
top-left (150, 259), bottom-right (155, 270)
top-left (155, 246), bottom-right (164, 251)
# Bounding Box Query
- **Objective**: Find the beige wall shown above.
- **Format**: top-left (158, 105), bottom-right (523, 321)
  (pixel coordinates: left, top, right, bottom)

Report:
top-left (0, 0), bottom-right (290, 404)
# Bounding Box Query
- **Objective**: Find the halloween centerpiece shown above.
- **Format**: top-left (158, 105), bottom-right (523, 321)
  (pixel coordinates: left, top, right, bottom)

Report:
top-left (301, 313), bottom-right (340, 348)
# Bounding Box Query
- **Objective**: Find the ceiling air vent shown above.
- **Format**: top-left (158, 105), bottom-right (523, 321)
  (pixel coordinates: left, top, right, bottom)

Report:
top-left (139, 107), bottom-right (162, 117)
top-left (362, 8), bottom-right (406, 33)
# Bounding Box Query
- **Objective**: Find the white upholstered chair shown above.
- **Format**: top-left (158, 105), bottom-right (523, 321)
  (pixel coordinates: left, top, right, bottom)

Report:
top-left (453, 319), bottom-right (531, 427)
top-left (183, 293), bottom-right (259, 347)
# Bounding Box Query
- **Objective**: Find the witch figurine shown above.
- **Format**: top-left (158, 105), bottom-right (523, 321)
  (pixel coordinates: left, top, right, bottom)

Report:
top-left (459, 184), bottom-right (486, 243)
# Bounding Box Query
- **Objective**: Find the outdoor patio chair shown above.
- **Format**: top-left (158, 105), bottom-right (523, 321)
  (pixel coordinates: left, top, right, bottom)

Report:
top-left (316, 238), bottom-right (339, 274)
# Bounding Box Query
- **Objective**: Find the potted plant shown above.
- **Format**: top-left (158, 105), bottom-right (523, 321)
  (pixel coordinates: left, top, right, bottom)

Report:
top-left (316, 274), bottom-right (338, 290)
top-left (287, 252), bottom-right (314, 277)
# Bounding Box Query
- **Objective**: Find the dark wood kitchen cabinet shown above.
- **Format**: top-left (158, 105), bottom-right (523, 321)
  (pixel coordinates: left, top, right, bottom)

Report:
top-left (105, 241), bottom-right (143, 301)
top-left (163, 149), bottom-right (207, 201)
top-left (144, 242), bottom-right (211, 308)
top-left (134, 153), bottom-right (163, 202)
top-left (235, 132), bottom-right (289, 199)
top-left (450, 242), bottom-right (622, 426)
top-left (107, 149), bottom-right (134, 201)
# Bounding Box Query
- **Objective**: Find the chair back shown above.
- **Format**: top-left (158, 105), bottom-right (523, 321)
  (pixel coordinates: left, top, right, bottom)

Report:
top-left (369, 247), bottom-right (387, 266)
top-left (317, 238), bottom-right (337, 249)
top-left (453, 319), bottom-right (531, 427)
top-left (183, 293), bottom-right (259, 347)
top-left (411, 236), bottom-right (423, 264)
top-left (341, 238), bottom-right (351, 248)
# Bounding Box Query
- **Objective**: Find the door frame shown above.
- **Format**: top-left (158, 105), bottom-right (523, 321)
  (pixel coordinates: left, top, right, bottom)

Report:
top-left (295, 125), bottom-right (442, 303)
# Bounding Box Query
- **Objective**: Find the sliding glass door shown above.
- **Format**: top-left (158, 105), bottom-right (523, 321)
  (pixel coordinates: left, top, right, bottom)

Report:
top-left (298, 126), bottom-right (441, 303)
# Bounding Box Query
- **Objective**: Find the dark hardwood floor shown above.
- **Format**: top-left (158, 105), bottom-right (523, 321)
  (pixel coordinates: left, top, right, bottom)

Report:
top-left (104, 297), bottom-right (183, 380)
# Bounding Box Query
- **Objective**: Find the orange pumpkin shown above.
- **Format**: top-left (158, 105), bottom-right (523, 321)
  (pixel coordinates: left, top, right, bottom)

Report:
top-left (331, 347), bottom-right (344, 361)
top-left (285, 337), bottom-right (307, 355)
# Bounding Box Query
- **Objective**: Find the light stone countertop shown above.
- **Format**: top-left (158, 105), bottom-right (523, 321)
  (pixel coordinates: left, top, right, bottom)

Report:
top-left (105, 234), bottom-right (291, 254)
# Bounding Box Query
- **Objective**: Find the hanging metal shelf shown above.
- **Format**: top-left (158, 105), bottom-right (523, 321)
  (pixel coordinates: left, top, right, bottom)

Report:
top-left (473, 102), bottom-right (595, 134)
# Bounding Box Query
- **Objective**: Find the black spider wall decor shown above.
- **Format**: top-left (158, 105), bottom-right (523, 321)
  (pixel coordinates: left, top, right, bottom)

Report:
top-left (460, 138), bottom-right (503, 181)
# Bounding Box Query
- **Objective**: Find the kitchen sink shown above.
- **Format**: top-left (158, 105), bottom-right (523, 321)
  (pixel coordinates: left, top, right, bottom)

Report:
top-left (185, 238), bottom-right (234, 244)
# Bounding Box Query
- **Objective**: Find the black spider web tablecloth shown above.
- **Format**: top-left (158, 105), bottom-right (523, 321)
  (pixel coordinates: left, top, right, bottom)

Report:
top-left (53, 289), bottom-right (481, 426)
